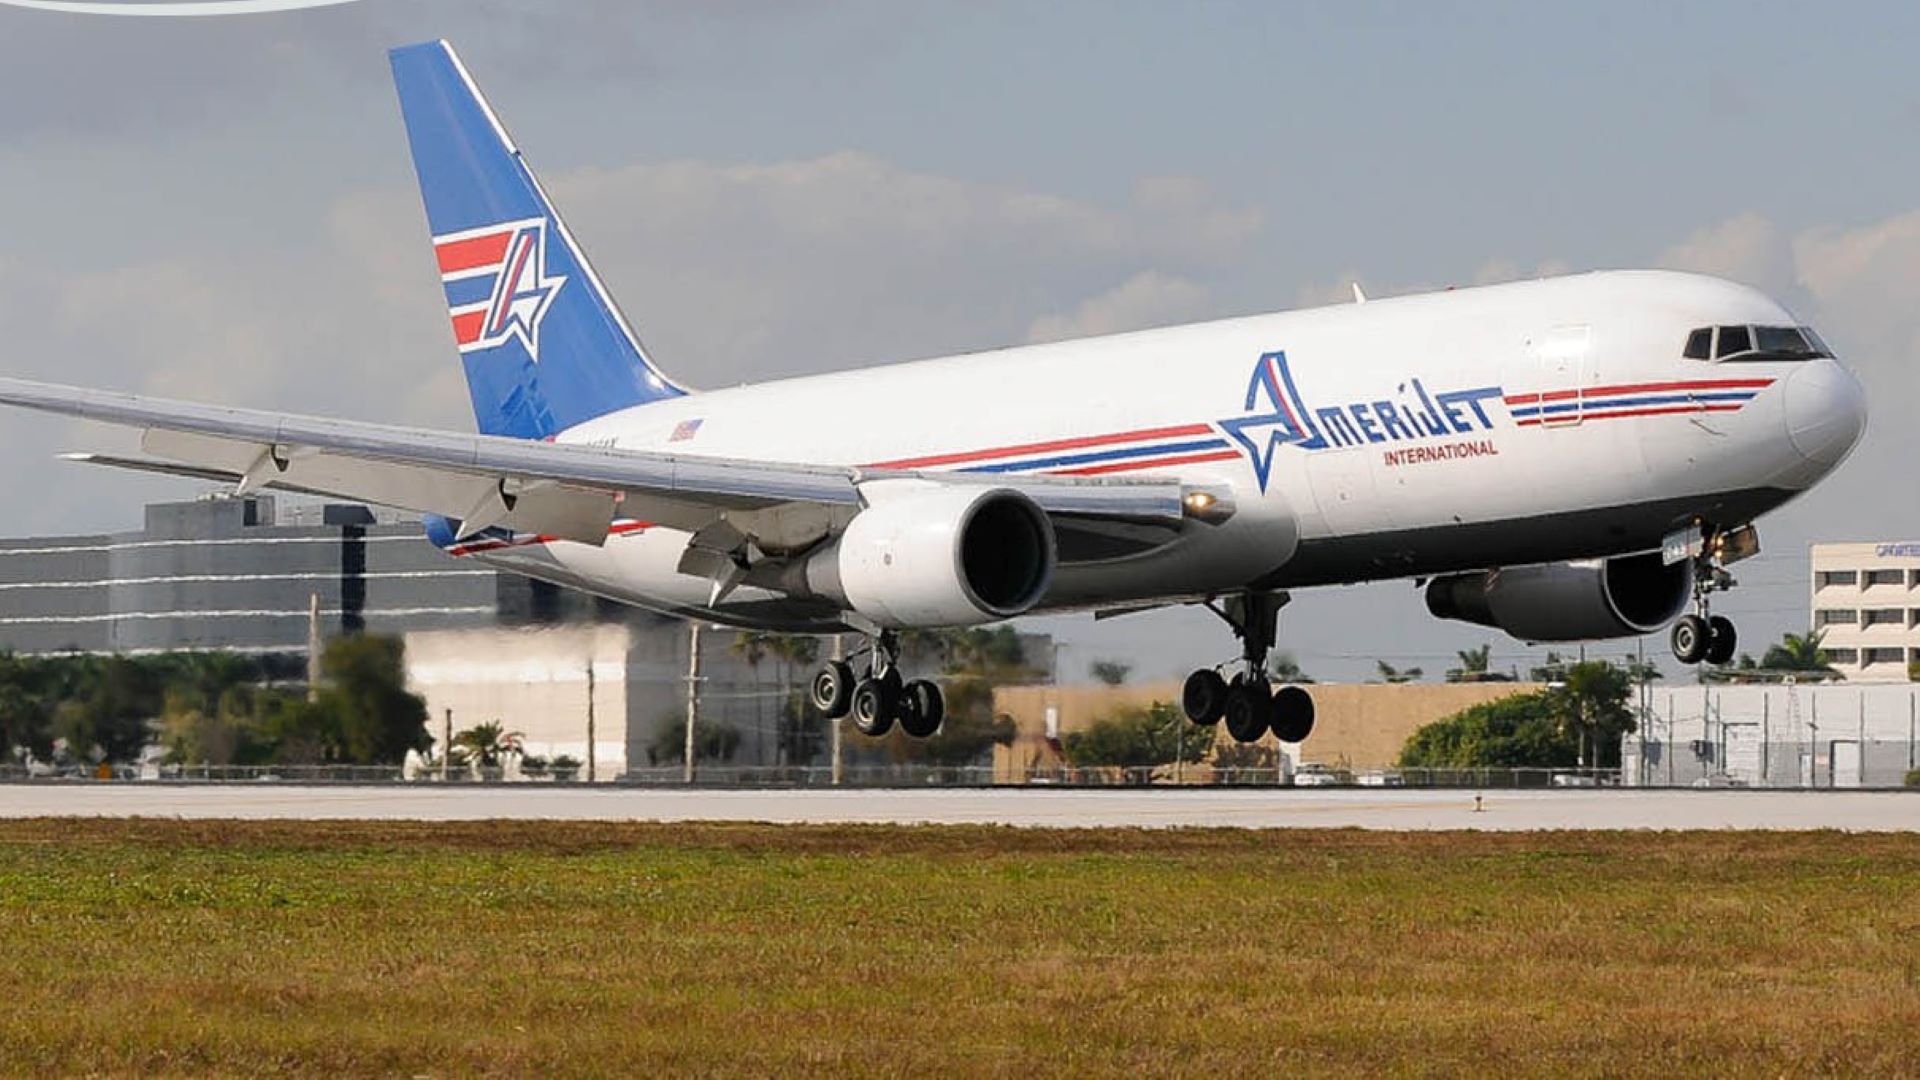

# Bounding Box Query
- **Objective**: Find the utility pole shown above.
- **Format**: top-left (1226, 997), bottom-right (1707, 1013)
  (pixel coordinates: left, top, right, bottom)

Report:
top-left (685, 622), bottom-right (701, 784)
top-left (829, 634), bottom-right (844, 786)
top-left (585, 659), bottom-right (597, 784)
top-left (441, 708), bottom-right (452, 782)
top-left (305, 592), bottom-right (322, 703)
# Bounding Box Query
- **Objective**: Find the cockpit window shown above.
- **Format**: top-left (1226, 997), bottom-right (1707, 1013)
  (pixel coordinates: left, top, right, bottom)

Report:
top-left (1716, 325), bottom-right (1751, 358)
top-left (1684, 324), bottom-right (1834, 362)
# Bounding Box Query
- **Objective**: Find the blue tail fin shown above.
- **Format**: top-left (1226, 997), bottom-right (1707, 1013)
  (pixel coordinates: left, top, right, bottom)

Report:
top-left (390, 41), bottom-right (687, 440)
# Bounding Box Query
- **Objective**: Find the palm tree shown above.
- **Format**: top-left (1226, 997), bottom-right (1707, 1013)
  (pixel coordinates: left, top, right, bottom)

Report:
top-left (451, 720), bottom-right (521, 768)
top-left (1760, 630), bottom-right (1837, 676)
top-left (1269, 653), bottom-right (1314, 684)
top-left (1446, 645), bottom-right (1492, 683)
top-left (1374, 660), bottom-right (1423, 684)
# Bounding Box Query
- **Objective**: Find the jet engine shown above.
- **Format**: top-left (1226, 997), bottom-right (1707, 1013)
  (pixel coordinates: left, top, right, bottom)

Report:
top-left (802, 481), bottom-right (1056, 628)
top-left (1425, 551), bottom-right (1693, 642)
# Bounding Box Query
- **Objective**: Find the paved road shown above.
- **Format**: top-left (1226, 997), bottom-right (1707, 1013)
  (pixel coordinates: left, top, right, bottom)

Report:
top-left (2, 785), bottom-right (1918, 830)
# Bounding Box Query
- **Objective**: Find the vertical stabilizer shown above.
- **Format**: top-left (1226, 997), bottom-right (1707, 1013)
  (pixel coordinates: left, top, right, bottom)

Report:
top-left (390, 40), bottom-right (687, 439)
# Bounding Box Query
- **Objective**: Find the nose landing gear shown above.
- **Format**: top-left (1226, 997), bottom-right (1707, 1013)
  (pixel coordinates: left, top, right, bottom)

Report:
top-left (1181, 590), bottom-right (1316, 745)
top-left (1671, 528), bottom-right (1747, 666)
top-left (810, 630), bottom-right (947, 739)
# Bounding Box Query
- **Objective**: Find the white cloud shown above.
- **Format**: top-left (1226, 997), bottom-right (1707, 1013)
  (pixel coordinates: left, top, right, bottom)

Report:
top-left (1653, 212), bottom-right (1796, 297)
top-left (1025, 272), bottom-right (1214, 344)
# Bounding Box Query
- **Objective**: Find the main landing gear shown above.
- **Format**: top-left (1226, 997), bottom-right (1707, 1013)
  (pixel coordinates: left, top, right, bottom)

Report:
top-left (1670, 531), bottom-right (1744, 667)
top-left (809, 630), bottom-right (946, 739)
top-left (1181, 590), bottom-right (1316, 744)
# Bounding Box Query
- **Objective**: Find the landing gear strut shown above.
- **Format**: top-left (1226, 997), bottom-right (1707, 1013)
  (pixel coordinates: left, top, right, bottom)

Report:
top-left (1671, 527), bottom-right (1746, 667)
top-left (1182, 590), bottom-right (1316, 745)
top-left (810, 630), bottom-right (946, 739)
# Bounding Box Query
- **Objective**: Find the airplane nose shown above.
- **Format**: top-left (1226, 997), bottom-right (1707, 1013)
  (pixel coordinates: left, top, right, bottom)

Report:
top-left (1781, 359), bottom-right (1867, 469)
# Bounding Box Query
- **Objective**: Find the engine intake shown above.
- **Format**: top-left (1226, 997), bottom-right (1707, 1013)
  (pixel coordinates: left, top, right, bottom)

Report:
top-left (804, 481), bottom-right (1056, 628)
top-left (1425, 551), bottom-right (1693, 642)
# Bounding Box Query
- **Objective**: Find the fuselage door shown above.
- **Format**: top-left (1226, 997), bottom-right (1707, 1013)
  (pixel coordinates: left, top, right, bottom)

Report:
top-left (1532, 324), bottom-right (1590, 427)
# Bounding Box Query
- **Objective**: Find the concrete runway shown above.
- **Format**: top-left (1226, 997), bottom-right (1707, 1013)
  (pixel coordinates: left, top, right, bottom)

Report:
top-left (2, 784), bottom-right (1918, 830)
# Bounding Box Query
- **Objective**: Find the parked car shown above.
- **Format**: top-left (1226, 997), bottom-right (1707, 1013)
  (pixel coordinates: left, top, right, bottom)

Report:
top-left (1292, 764), bottom-right (1355, 787)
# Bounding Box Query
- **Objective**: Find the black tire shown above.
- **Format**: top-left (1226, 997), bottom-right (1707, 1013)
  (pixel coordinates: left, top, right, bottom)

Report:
top-left (1671, 614), bottom-right (1710, 665)
top-left (1270, 685), bottom-right (1316, 743)
top-left (1706, 615), bottom-right (1738, 666)
top-left (809, 660), bottom-right (854, 719)
top-left (850, 678), bottom-right (897, 737)
top-left (1223, 679), bottom-right (1272, 744)
top-left (1182, 669), bottom-right (1228, 724)
top-left (900, 679), bottom-right (944, 738)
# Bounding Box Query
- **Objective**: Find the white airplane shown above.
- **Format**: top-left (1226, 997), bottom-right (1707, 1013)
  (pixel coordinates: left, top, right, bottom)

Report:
top-left (0, 41), bottom-right (1867, 746)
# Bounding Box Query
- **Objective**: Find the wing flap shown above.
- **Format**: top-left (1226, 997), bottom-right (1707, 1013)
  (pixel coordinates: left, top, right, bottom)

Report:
top-left (4, 376), bottom-right (1212, 560)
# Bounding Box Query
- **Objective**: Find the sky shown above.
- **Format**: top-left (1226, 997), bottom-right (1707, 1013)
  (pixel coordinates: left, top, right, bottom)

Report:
top-left (0, 0), bottom-right (1915, 683)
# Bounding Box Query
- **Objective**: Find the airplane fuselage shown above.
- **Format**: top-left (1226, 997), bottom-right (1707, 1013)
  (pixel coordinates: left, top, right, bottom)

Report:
top-left (444, 269), bottom-right (1865, 631)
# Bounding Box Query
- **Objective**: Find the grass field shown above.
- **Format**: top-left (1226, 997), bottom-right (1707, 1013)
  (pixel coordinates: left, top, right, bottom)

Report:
top-left (0, 821), bottom-right (1915, 1076)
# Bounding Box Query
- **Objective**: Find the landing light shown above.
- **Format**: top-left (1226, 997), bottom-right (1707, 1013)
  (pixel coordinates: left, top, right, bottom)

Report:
top-left (1181, 488), bottom-right (1235, 524)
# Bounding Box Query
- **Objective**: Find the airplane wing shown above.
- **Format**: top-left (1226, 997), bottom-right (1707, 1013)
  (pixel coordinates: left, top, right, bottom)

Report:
top-left (0, 377), bottom-right (1207, 558)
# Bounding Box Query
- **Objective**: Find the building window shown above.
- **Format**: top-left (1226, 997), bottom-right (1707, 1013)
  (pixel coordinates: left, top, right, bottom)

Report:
top-left (1815, 609), bottom-right (1858, 627)
top-left (1863, 608), bottom-right (1904, 628)
top-left (1863, 648), bottom-right (1905, 666)
top-left (1825, 648), bottom-right (1859, 665)
top-left (1817, 570), bottom-right (1859, 588)
top-left (1865, 569), bottom-right (1905, 587)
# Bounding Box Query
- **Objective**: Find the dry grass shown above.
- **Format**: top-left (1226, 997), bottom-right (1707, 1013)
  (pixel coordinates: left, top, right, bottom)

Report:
top-left (0, 820), bottom-right (1915, 1077)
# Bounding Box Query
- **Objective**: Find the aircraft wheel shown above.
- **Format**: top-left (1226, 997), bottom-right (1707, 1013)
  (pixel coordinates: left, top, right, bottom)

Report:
top-left (1222, 679), bottom-right (1272, 744)
top-left (1706, 616), bottom-right (1738, 666)
top-left (850, 678), bottom-right (898, 737)
top-left (809, 660), bottom-right (855, 719)
top-left (1671, 614), bottom-right (1710, 665)
top-left (1270, 685), bottom-right (1316, 743)
top-left (899, 679), bottom-right (944, 738)
top-left (1182, 669), bottom-right (1228, 724)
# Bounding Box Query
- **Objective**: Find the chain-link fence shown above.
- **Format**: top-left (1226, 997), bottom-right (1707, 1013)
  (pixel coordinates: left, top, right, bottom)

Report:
top-left (1624, 683), bottom-right (1920, 788)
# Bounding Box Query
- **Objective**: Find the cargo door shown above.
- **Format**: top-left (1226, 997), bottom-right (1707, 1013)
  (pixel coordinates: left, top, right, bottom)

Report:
top-left (1530, 324), bottom-right (1590, 428)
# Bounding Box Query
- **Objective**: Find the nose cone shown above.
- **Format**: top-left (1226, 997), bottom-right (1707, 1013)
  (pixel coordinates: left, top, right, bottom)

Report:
top-left (1782, 359), bottom-right (1867, 471)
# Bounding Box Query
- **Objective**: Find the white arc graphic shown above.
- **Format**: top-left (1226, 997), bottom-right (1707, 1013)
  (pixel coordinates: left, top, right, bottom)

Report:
top-left (0, 0), bottom-right (366, 15)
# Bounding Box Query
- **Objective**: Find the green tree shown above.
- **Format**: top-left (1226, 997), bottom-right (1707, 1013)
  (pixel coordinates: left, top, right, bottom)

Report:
top-left (648, 717), bottom-right (742, 765)
top-left (1398, 691), bottom-right (1576, 768)
top-left (1554, 660), bottom-right (1636, 767)
top-left (452, 720), bottom-right (521, 768)
top-left (1269, 653), bottom-right (1313, 684)
top-left (1064, 701), bottom-right (1214, 768)
top-left (1445, 644), bottom-right (1514, 683)
top-left (320, 635), bottom-right (430, 764)
top-left (51, 656), bottom-right (162, 764)
top-left (766, 634), bottom-right (822, 764)
top-left (1089, 659), bottom-right (1132, 686)
top-left (1374, 660), bottom-right (1423, 684)
top-left (1761, 630), bottom-right (1837, 676)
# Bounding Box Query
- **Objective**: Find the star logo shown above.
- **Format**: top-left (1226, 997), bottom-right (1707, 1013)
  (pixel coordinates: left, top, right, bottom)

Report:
top-left (479, 222), bottom-right (566, 362)
top-left (1217, 351), bottom-right (1319, 492)
top-left (435, 217), bottom-right (568, 362)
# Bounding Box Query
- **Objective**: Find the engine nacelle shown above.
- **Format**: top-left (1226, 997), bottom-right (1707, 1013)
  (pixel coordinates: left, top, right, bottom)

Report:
top-left (1425, 551), bottom-right (1693, 643)
top-left (803, 481), bottom-right (1056, 628)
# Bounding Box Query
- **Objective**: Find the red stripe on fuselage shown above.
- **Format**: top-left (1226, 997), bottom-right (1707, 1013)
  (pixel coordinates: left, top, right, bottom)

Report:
top-left (866, 423), bottom-right (1216, 470)
top-left (1513, 403), bottom-right (1744, 427)
top-left (1504, 377), bottom-right (1773, 406)
top-left (435, 231), bottom-right (512, 276)
top-left (1049, 448), bottom-right (1240, 477)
